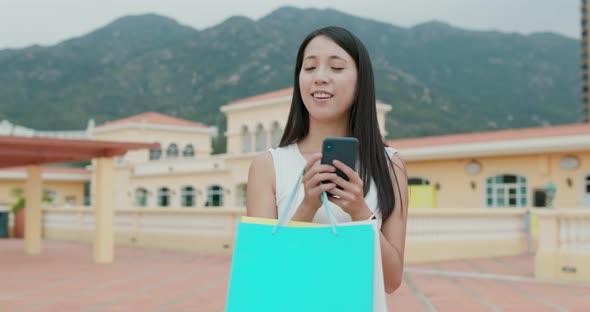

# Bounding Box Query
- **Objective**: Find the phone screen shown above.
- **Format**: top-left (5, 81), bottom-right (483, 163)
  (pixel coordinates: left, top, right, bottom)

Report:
top-left (321, 137), bottom-right (359, 192)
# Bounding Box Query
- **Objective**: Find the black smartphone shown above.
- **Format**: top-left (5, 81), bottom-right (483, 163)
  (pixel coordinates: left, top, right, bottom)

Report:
top-left (321, 137), bottom-right (359, 193)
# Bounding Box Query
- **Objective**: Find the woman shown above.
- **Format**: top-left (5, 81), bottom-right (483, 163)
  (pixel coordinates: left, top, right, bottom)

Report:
top-left (246, 26), bottom-right (409, 294)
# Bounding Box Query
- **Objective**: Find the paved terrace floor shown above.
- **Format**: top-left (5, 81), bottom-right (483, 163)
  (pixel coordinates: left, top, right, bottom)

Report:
top-left (1, 240), bottom-right (589, 312)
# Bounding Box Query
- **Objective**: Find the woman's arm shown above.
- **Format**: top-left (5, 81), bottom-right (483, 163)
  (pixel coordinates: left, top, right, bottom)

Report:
top-left (379, 154), bottom-right (409, 293)
top-left (246, 152), bottom-right (277, 218)
top-left (325, 155), bottom-right (409, 293)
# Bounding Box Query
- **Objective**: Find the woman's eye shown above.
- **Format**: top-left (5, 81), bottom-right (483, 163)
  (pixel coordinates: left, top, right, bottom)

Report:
top-left (303, 67), bottom-right (316, 71)
top-left (331, 67), bottom-right (344, 71)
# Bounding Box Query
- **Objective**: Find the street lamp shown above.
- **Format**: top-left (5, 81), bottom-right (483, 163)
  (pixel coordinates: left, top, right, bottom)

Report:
top-left (545, 181), bottom-right (556, 209)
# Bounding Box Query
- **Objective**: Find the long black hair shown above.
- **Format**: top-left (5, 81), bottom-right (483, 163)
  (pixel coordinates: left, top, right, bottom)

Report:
top-left (280, 26), bottom-right (401, 221)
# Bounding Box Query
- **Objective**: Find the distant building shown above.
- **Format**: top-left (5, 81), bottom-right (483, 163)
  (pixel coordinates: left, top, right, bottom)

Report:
top-left (0, 119), bottom-right (94, 139)
top-left (2, 88), bottom-right (590, 211)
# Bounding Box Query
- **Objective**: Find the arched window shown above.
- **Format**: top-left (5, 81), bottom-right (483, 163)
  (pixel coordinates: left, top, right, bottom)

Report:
top-left (206, 185), bottom-right (224, 207)
top-left (183, 144), bottom-right (195, 158)
top-left (486, 174), bottom-right (527, 207)
top-left (409, 177), bottom-right (431, 185)
top-left (135, 188), bottom-right (148, 207)
top-left (255, 124), bottom-right (266, 152)
top-left (166, 143), bottom-right (179, 158)
top-left (241, 125), bottom-right (252, 153)
top-left (181, 186), bottom-right (196, 207)
top-left (235, 183), bottom-right (247, 207)
top-left (158, 187), bottom-right (171, 207)
top-left (271, 121), bottom-right (282, 147)
top-left (149, 147), bottom-right (162, 160)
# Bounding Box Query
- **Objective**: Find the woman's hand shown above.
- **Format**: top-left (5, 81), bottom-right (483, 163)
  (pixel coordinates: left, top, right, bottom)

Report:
top-left (326, 160), bottom-right (373, 221)
top-left (299, 153), bottom-right (338, 213)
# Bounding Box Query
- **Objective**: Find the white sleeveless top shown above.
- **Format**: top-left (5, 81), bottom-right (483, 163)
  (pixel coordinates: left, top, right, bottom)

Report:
top-left (269, 143), bottom-right (397, 228)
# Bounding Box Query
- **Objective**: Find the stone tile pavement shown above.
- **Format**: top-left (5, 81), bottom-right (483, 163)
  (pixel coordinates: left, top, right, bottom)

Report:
top-left (1, 240), bottom-right (589, 311)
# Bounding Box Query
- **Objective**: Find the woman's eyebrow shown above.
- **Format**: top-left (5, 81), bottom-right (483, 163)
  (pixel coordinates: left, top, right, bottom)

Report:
top-left (303, 55), bottom-right (347, 63)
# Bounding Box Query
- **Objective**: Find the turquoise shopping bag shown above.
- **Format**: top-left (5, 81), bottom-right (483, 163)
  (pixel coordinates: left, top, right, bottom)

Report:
top-left (226, 170), bottom-right (376, 312)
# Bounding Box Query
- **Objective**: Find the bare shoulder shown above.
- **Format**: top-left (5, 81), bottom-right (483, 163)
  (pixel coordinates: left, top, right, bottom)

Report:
top-left (249, 151), bottom-right (275, 181)
top-left (387, 149), bottom-right (409, 213)
top-left (247, 151), bottom-right (277, 218)
top-left (389, 152), bottom-right (407, 177)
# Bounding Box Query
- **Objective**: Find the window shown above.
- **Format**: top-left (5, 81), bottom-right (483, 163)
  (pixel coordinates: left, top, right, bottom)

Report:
top-left (255, 124), bottom-right (266, 152)
top-left (158, 187), bottom-right (171, 207)
top-left (409, 177), bottom-right (430, 185)
top-left (241, 125), bottom-right (252, 153)
top-left (181, 186), bottom-right (196, 207)
top-left (115, 156), bottom-right (124, 164)
top-left (183, 144), bottom-right (195, 158)
top-left (166, 143), bottom-right (179, 158)
top-left (486, 174), bottom-right (527, 207)
top-left (84, 182), bottom-right (91, 206)
top-left (206, 185), bottom-right (224, 207)
top-left (135, 188), bottom-right (148, 207)
top-left (64, 196), bottom-right (76, 208)
top-left (270, 122), bottom-right (282, 147)
top-left (43, 189), bottom-right (58, 206)
top-left (533, 189), bottom-right (547, 207)
top-left (235, 183), bottom-right (247, 207)
top-left (149, 148), bottom-right (162, 160)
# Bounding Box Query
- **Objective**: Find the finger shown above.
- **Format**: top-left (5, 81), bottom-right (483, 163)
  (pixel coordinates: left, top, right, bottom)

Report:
top-left (325, 186), bottom-right (354, 201)
top-left (309, 172), bottom-right (338, 186)
top-left (327, 174), bottom-right (359, 194)
top-left (303, 155), bottom-right (321, 181)
top-left (308, 182), bottom-right (336, 197)
top-left (304, 153), bottom-right (322, 172)
top-left (304, 163), bottom-right (335, 182)
top-left (316, 182), bottom-right (336, 193)
top-left (327, 195), bottom-right (345, 207)
top-left (332, 160), bottom-right (362, 184)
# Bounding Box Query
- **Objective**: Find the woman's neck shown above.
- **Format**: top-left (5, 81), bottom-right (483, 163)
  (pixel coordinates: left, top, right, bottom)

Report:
top-left (297, 117), bottom-right (349, 156)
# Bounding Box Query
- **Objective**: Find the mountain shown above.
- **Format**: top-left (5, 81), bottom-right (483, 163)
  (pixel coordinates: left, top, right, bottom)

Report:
top-left (0, 6), bottom-right (581, 140)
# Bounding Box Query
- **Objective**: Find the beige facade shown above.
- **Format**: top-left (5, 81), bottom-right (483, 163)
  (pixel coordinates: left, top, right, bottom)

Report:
top-left (3, 89), bottom-right (590, 214)
top-left (0, 170), bottom-right (88, 208)
top-left (85, 90), bottom-right (391, 212)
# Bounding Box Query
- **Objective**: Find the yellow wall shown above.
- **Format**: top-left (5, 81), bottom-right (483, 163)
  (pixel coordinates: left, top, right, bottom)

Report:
top-left (0, 179), bottom-right (85, 207)
top-left (409, 185), bottom-right (437, 208)
top-left (405, 152), bottom-right (590, 209)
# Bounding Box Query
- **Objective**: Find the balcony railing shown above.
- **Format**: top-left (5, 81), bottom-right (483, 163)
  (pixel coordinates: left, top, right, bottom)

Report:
top-left (41, 207), bottom-right (531, 261)
top-left (534, 209), bottom-right (590, 282)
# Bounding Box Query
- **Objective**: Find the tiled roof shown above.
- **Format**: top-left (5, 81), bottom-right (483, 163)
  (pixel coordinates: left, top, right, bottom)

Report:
top-left (226, 88), bottom-right (294, 106)
top-left (1, 166), bottom-right (90, 175)
top-left (97, 112), bottom-right (207, 129)
top-left (387, 123), bottom-right (590, 149)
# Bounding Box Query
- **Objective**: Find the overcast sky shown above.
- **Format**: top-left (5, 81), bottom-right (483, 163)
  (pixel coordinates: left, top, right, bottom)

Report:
top-left (0, 0), bottom-right (580, 49)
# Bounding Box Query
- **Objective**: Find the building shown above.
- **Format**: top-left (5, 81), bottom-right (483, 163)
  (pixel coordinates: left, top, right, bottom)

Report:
top-left (91, 88), bottom-right (392, 210)
top-left (391, 124), bottom-right (590, 210)
top-left (0, 119), bottom-right (93, 208)
top-left (2, 88), bottom-right (590, 211)
top-left (2, 87), bottom-right (589, 282)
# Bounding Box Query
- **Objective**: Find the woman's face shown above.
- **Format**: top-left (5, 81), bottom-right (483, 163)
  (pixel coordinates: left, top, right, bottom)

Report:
top-left (299, 35), bottom-right (358, 123)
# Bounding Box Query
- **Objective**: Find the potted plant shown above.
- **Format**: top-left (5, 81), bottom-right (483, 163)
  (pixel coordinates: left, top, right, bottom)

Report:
top-left (10, 188), bottom-right (25, 238)
top-left (10, 188), bottom-right (55, 238)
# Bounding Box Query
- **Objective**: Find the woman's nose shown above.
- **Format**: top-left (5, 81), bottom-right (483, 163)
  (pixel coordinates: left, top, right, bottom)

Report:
top-left (313, 68), bottom-right (329, 85)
